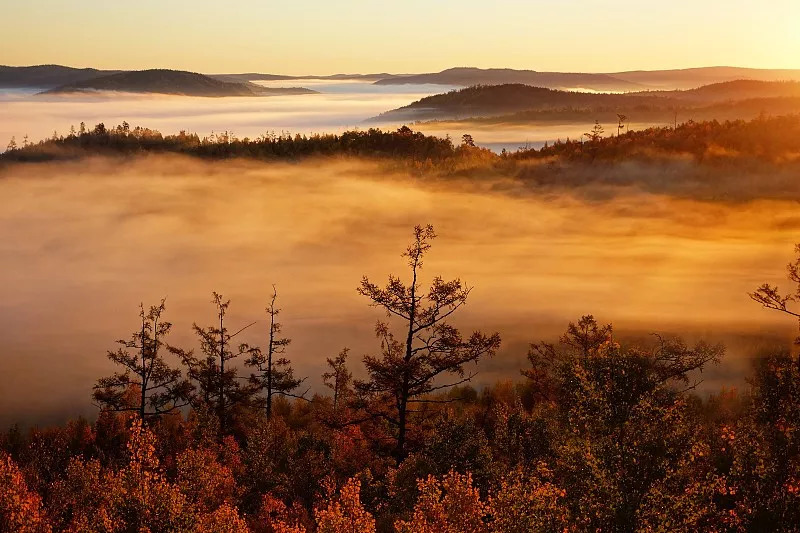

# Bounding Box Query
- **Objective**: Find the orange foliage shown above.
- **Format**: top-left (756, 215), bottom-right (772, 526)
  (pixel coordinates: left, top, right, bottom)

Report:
top-left (488, 465), bottom-right (570, 533)
top-left (177, 447), bottom-right (238, 512)
top-left (194, 503), bottom-right (250, 533)
top-left (396, 471), bottom-right (487, 533)
top-left (0, 452), bottom-right (52, 533)
top-left (315, 478), bottom-right (375, 533)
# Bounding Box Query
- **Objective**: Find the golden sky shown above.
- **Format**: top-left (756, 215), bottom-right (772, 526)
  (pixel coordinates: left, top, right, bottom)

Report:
top-left (2, 0), bottom-right (799, 74)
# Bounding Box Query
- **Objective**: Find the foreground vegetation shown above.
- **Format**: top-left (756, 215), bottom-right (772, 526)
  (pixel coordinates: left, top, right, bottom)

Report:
top-left (4, 223), bottom-right (800, 532)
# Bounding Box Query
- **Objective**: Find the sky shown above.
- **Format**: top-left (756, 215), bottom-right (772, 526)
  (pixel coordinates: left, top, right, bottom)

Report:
top-left (2, 0), bottom-right (799, 75)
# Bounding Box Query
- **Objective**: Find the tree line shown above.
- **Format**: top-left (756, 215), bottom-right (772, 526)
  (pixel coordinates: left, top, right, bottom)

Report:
top-left (4, 226), bottom-right (800, 531)
top-left (6, 114), bottom-right (800, 169)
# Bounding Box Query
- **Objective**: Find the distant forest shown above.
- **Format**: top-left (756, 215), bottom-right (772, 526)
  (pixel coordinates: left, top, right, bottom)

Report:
top-left (4, 221), bottom-right (800, 531)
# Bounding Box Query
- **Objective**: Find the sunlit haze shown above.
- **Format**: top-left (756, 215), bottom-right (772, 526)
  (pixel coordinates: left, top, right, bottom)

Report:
top-left (2, 0), bottom-right (799, 73)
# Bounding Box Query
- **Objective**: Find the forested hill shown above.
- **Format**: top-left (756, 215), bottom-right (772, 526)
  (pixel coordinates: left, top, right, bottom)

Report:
top-left (41, 69), bottom-right (318, 97)
top-left (0, 64), bottom-right (119, 88)
top-left (372, 80), bottom-right (800, 122)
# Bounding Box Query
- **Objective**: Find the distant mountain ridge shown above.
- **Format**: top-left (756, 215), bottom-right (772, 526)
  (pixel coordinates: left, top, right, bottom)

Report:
top-left (4, 64), bottom-right (800, 94)
top-left (373, 66), bottom-right (800, 92)
top-left (213, 72), bottom-right (398, 83)
top-left (40, 69), bottom-right (317, 97)
top-left (373, 67), bottom-right (642, 91)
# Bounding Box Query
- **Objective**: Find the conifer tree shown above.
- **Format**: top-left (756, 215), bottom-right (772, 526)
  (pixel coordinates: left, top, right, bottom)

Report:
top-left (93, 300), bottom-right (192, 420)
top-left (246, 286), bottom-right (305, 419)
top-left (356, 225), bottom-right (501, 461)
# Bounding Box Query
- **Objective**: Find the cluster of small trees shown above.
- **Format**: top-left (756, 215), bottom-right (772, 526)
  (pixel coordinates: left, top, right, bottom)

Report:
top-left (5, 226), bottom-right (800, 531)
top-left (0, 123), bottom-right (459, 164)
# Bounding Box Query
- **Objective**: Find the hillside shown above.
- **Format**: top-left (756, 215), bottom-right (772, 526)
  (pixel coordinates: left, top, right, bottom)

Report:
top-left (0, 64), bottom-right (119, 88)
top-left (372, 80), bottom-right (800, 122)
top-left (41, 69), bottom-right (317, 97)
top-left (373, 67), bottom-right (641, 91)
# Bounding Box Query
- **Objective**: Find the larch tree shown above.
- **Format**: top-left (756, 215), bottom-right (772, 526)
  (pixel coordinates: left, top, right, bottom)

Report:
top-left (617, 114), bottom-right (628, 137)
top-left (246, 286), bottom-right (305, 419)
top-left (355, 224), bottom-right (501, 461)
top-left (93, 300), bottom-right (192, 421)
top-left (174, 292), bottom-right (257, 436)
top-left (321, 348), bottom-right (353, 428)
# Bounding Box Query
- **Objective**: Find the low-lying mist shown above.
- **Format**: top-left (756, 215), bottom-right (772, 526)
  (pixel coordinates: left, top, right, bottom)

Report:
top-left (0, 155), bottom-right (796, 425)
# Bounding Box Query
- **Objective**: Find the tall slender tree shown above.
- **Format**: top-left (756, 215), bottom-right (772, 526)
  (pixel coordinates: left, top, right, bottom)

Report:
top-left (246, 286), bottom-right (305, 419)
top-left (174, 292), bottom-right (256, 436)
top-left (355, 225), bottom-right (501, 461)
top-left (93, 300), bottom-right (192, 420)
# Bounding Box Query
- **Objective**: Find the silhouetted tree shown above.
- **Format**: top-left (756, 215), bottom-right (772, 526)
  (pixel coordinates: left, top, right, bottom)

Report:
top-left (355, 225), bottom-right (501, 461)
top-left (246, 286), bottom-right (305, 419)
top-left (5, 137), bottom-right (16, 152)
top-left (93, 300), bottom-right (192, 420)
top-left (584, 121), bottom-right (604, 142)
top-left (617, 114), bottom-right (627, 136)
top-left (750, 243), bottom-right (800, 342)
top-left (174, 292), bottom-right (256, 436)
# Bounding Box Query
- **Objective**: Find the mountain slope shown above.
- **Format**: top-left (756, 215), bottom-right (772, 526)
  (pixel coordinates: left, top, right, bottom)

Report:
top-left (41, 69), bottom-right (316, 97)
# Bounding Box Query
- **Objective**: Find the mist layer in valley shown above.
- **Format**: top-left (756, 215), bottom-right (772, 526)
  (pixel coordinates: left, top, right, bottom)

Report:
top-left (0, 80), bottom-right (616, 155)
top-left (0, 155), bottom-right (796, 425)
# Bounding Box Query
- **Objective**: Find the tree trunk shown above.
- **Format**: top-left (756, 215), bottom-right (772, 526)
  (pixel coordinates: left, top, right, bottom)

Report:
top-left (218, 312), bottom-right (226, 435)
top-left (267, 308), bottom-right (274, 420)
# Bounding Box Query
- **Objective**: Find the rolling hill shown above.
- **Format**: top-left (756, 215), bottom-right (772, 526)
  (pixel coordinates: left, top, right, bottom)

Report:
top-left (40, 69), bottom-right (317, 97)
top-left (371, 80), bottom-right (800, 123)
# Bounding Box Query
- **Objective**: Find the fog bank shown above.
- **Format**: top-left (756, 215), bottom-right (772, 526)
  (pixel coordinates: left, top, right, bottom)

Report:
top-left (0, 156), bottom-right (795, 424)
